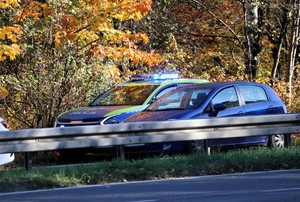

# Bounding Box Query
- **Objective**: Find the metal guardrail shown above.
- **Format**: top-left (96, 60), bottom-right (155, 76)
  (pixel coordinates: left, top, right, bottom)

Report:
top-left (1, 113), bottom-right (300, 169)
top-left (0, 113), bottom-right (300, 153)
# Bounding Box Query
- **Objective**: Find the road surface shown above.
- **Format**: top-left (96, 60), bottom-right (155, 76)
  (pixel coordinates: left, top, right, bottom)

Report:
top-left (1, 169), bottom-right (300, 202)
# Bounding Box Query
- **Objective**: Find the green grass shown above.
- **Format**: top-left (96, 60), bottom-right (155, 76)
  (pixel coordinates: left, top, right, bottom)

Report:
top-left (1, 146), bottom-right (300, 193)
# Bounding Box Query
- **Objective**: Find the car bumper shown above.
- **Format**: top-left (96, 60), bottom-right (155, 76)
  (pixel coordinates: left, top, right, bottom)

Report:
top-left (0, 153), bottom-right (15, 166)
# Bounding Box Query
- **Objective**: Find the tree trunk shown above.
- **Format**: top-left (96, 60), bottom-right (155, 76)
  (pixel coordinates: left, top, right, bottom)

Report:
top-left (243, 0), bottom-right (269, 81)
top-left (271, 6), bottom-right (289, 84)
top-left (288, 0), bottom-right (300, 107)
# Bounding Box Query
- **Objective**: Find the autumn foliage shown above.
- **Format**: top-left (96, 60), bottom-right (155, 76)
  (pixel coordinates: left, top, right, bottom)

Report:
top-left (0, 0), bottom-right (161, 129)
top-left (0, 0), bottom-right (161, 65)
top-left (0, 0), bottom-right (300, 129)
top-left (0, 0), bottom-right (22, 61)
top-left (14, 0), bottom-right (161, 66)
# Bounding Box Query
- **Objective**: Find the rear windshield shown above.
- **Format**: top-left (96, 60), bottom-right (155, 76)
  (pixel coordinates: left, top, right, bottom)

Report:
top-left (90, 85), bottom-right (159, 106)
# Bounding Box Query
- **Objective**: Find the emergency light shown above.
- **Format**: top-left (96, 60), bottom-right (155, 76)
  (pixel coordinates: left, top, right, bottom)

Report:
top-left (131, 73), bottom-right (179, 81)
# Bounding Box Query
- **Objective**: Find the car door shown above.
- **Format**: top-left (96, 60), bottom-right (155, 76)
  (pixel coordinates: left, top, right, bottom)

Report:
top-left (212, 86), bottom-right (244, 117)
top-left (236, 85), bottom-right (280, 145)
top-left (239, 85), bottom-right (282, 115)
top-left (203, 86), bottom-right (247, 147)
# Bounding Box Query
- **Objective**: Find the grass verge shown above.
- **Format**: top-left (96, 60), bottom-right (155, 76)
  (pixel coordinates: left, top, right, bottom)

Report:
top-left (0, 146), bottom-right (300, 193)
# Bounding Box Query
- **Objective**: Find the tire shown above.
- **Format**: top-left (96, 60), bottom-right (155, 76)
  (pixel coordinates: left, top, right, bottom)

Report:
top-left (186, 140), bottom-right (207, 154)
top-left (268, 134), bottom-right (291, 148)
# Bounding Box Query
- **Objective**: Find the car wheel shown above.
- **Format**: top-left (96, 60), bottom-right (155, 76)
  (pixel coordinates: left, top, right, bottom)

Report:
top-left (186, 140), bottom-right (207, 154)
top-left (268, 134), bottom-right (290, 148)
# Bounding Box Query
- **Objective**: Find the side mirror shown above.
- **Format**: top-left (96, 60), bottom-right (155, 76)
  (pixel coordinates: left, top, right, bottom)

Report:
top-left (210, 103), bottom-right (226, 117)
top-left (213, 103), bottom-right (226, 112)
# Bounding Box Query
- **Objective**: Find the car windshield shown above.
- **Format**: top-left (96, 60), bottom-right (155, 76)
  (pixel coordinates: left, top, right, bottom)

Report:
top-left (147, 86), bottom-right (212, 111)
top-left (90, 84), bottom-right (159, 106)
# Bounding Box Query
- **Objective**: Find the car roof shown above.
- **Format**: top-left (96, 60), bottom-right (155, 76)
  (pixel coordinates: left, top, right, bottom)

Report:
top-left (178, 81), bottom-right (265, 89)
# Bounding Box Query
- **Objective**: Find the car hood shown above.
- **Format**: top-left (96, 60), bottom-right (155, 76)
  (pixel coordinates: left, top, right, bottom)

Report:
top-left (57, 106), bottom-right (132, 121)
top-left (124, 110), bottom-right (192, 122)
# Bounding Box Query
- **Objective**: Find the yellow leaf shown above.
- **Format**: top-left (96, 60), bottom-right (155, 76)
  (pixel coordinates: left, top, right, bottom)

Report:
top-left (0, 87), bottom-right (9, 100)
top-left (0, 0), bottom-right (19, 9)
top-left (8, 44), bottom-right (21, 60)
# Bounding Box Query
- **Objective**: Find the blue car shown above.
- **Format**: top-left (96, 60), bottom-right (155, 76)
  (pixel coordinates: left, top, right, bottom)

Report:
top-left (112, 82), bottom-right (290, 154)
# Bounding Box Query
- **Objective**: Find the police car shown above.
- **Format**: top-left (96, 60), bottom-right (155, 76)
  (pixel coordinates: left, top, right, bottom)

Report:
top-left (54, 73), bottom-right (209, 127)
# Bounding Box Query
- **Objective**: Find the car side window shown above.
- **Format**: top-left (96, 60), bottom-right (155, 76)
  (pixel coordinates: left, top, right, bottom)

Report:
top-left (156, 91), bottom-right (182, 109)
top-left (239, 86), bottom-right (268, 105)
top-left (211, 87), bottom-right (239, 109)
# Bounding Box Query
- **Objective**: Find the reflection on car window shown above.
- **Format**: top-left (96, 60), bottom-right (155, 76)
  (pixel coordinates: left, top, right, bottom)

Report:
top-left (147, 87), bottom-right (212, 111)
top-left (212, 87), bottom-right (239, 109)
top-left (239, 85), bottom-right (268, 105)
top-left (90, 85), bottom-right (158, 106)
top-left (156, 86), bottom-right (177, 99)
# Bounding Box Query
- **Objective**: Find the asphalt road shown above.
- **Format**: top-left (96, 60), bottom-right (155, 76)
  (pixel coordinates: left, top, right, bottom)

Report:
top-left (1, 169), bottom-right (300, 202)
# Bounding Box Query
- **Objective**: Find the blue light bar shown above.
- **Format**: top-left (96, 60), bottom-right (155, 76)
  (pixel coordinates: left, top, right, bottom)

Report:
top-left (131, 73), bottom-right (179, 81)
top-left (152, 73), bottom-right (179, 80)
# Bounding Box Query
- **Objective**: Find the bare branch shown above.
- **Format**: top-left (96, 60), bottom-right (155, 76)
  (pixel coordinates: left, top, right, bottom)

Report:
top-left (189, 0), bottom-right (243, 46)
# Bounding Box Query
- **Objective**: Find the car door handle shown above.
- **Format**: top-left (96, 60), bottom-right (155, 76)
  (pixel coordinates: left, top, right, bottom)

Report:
top-left (238, 111), bottom-right (245, 115)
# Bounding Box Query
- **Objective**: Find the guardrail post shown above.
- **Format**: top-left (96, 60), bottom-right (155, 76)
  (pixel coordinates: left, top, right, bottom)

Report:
top-left (116, 145), bottom-right (125, 159)
top-left (24, 152), bottom-right (32, 170)
top-left (205, 140), bottom-right (211, 156)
